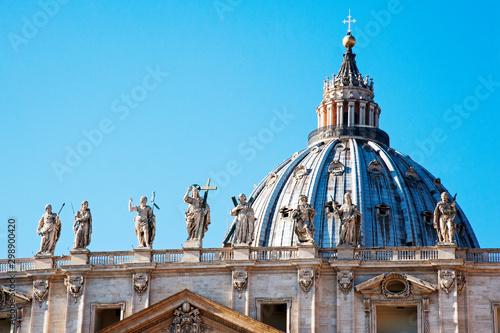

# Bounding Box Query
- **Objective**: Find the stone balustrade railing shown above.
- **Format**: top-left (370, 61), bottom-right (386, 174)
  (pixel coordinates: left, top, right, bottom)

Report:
top-left (1, 246), bottom-right (498, 273)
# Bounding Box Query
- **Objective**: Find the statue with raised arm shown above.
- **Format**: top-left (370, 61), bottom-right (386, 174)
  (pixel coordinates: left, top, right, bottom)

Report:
top-left (433, 192), bottom-right (457, 244)
top-left (334, 193), bottom-right (362, 247)
top-left (36, 204), bottom-right (62, 256)
top-left (184, 186), bottom-right (211, 241)
top-left (292, 195), bottom-right (316, 244)
top-left (129, 196), bottom-right (156, 248)
top-left (72, 201), bottom-right (92, 250)
top-left (230, 193), bottom-right (255, 245)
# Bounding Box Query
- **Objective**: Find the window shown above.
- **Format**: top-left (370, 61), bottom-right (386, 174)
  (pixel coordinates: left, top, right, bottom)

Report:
top-left (0, 316), bottom-right (12, 333)
top-left (256, 298), bottom-right (291, 333)
top-left (492, 302), bottom-right (500, 333)
top-left (376, 305), bottom-right (418, 333)
top-left (90, 302), bottom-right (125, 333)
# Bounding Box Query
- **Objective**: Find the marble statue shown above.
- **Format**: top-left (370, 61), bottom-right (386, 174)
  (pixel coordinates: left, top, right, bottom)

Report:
top-left (184, 186), bottom-right (211, 241)
top-left (36, 204), bottom-right (62, 256)
top-left (292, 195), bottom-right (316, 244)
top-left (230, 193), bottom-right (255, 245)
top-left (129, 196), bottom-right (156, 248)
top-left (433, 192), bottom-right (457, 244)
top-left (334, 193), bottom-right (362, 247)
top-left (72, 201), bottom-right (92, 250)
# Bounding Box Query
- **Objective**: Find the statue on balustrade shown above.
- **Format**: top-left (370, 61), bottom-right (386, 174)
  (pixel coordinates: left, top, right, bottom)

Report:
top-left (72, 201), bottom-right (92, 251)
top-left (292, 195), bottom-right (316, 245)
top-left (184, 186), bottom-right (211, 241)
top-left (433, 192), bottom-right (457, 244)
top-left (36, 204), bottom-right (62, 256)
top-left (129, 196), bottom-right (156, 248)
top-left (334, 193), bottom-right (362, 247)
top-left (230, 193), bottom-right (255, 245)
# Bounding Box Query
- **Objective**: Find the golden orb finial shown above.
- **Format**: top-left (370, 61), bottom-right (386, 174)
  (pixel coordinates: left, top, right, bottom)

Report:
top-left (343, 33), bottom-right (356, 48)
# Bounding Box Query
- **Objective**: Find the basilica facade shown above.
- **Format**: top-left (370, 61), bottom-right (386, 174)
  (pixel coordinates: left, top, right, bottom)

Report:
top-left (1, 26), bottom-right (500, 333)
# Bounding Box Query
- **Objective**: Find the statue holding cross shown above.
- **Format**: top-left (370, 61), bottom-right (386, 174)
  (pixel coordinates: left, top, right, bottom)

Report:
top-left (184, 179), bottom-right (217, 244)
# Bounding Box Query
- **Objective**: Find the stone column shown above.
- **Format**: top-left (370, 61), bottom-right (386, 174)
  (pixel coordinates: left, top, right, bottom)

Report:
top-left (359, 102), bottom-right (366, 125)
top-left (438, 269), bottom-right (459, 333)
top-left (347, 102), bottom-right (355, 126)
top-left (337, 103), bottom-right (343, 126)
top-left (327, 105), bottom-right (332, 126)
top-left (368, 105), bottom-right (374, 126)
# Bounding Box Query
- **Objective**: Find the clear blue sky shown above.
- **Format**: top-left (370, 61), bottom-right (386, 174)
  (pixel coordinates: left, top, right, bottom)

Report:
top-left (1, 1), bottom-right (499, 258)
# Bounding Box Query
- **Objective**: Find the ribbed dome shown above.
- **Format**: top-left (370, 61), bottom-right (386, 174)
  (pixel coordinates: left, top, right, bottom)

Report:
top-left (223, 139), bottom-right (479, 248)
top-left (223, 31), bottom-right (480, 249)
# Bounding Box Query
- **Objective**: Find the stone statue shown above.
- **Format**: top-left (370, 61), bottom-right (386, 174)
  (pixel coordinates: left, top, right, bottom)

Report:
top-left (230, 193), bottom-right (255, 245)
top-left (184, 186), bottom-right (211, 241)
top-left (36, 204), bottom-right (62, 256)
top-left (129, 196), bottom-right (156, 248)
top-left (72, 201), bottom-right (92, 250)
top-left (292, 195), bottom-right (316, 244)
top-left (334, 193), bottom-right (362, 247)
top-left (433, 192), bottom-right (457, 244)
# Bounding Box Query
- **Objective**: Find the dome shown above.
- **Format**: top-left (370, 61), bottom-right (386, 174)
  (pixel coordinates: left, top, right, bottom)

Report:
top-left (225, 139), bottom-right (479, 248)
top-left (223, 31), bottom-right (480, 249)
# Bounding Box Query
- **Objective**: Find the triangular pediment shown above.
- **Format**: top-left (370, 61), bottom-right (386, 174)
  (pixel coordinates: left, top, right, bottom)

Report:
top-left (98, 289), bottom-right (283, 333)
top-left (355, 272), bottom-right (437, 298)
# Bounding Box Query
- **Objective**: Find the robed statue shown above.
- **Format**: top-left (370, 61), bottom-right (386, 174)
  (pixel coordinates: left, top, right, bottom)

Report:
top-left (292, 195), bottom-right (316, 244)
top-left (36, 204), bottom-right (62, 256)
top-left (129, 196), bottom-right (156, 248)
top-left (73, 200), bottom-right (92, 250)
top-left (433, 192), bottom-right (457, 244)
top-left (334, 193), bottom-right (362, 247)
top-left (230, 193), bottom-right (255, 245)
top-left (184, 186), bottom-right (211, 241)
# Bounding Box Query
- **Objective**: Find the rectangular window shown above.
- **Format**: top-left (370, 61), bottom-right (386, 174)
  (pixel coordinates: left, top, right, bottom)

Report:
top-left (376, 305), bottom-right (418, 333)
top-left (90, 302), bottom-right (125, 333)
top-left (0, 316), bottom-right (12, 333)
top-left (256, 298), bottom-right (291, 333)
top-left (492, 302), bottom-right (500, 333)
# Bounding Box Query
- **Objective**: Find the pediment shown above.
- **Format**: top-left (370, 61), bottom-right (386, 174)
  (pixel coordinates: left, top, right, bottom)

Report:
top-left (355, 272), bottom-right (437, 298)
top-left (99, 289), bottom-right (283, 333)
top-left (1, 285), bottom-right (31, 305)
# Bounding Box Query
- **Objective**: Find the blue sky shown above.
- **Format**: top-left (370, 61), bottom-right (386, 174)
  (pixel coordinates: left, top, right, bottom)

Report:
top-left (1, 1), bottom-right (499, 258)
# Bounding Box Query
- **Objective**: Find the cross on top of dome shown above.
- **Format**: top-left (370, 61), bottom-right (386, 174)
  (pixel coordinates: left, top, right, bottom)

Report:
top-left (342, 9), bottom-right (356, 33)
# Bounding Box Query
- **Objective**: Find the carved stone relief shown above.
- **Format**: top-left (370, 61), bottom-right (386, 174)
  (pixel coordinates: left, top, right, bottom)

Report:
top-left (298, 268), bottom-right (315, 297)
top-left (232, 270), bottom-right (248, 299)
top-left (33, 280), bottom-right (49, 305)
top-left (456, 272), bottom-right (466, 295)
top-left (381, 273), bottom-right (410, 298)
top-left (293, 165), bottom-right (308, 180)
top-left (266, 172), bottom-right (277, 188)
top-left (133, 273), bottom-right (149, 300)
top-left (164, 302), bottom-right (211, 333)
top-left (337, 271), bottom-right (353, 299)
top-left (65, 276), bottom-right (84, 303)
top-left (328, 160), bottom-right (345, 176)
top-left (439, 270), bottom-right (455, 294)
